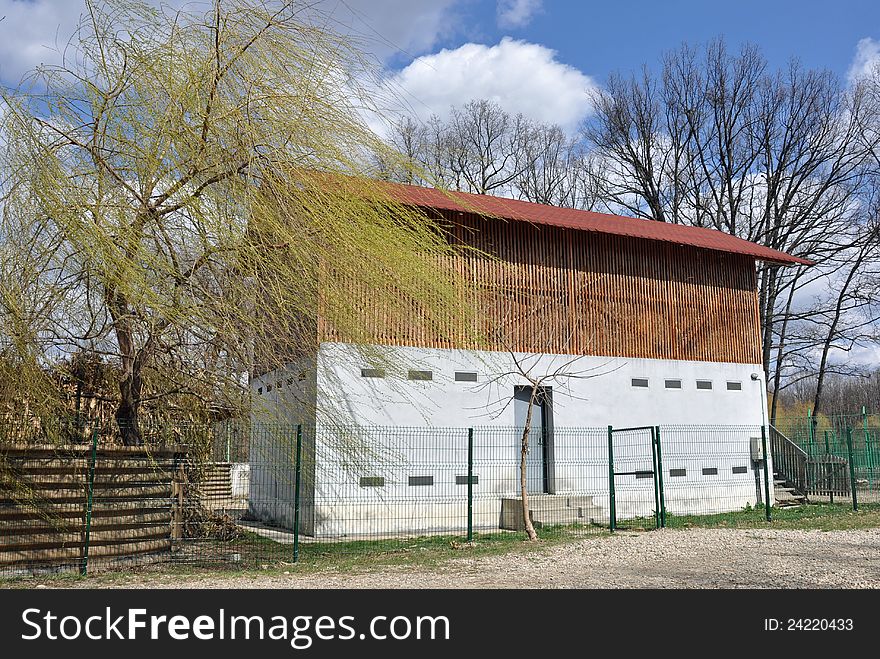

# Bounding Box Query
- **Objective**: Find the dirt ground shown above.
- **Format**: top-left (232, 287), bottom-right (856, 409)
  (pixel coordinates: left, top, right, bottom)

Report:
top-left (38, 527), bottom-right (880, 589)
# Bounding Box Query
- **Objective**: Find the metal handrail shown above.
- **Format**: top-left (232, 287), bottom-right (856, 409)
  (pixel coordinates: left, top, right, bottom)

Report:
top-left (769, 424), bottom-right (808, 495)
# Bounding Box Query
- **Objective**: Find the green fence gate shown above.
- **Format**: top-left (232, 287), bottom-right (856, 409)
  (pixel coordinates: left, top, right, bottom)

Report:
top-left (607, 426), bottom-right (665, 531)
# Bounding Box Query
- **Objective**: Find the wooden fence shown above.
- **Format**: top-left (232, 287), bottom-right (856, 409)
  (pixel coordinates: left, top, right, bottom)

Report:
top-left (0, 444), bottom-right (188, 574)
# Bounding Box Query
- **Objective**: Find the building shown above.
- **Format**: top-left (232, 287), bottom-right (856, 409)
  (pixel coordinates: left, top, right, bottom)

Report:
top-left (248, 182), bottom-right (809, 537)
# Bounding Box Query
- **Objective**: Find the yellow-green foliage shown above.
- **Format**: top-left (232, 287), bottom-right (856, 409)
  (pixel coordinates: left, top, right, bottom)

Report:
top-left (0, 0), bottom-right (471, 438)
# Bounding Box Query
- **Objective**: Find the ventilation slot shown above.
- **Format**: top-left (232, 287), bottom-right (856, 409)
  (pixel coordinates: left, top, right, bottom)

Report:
top-left (359, 476), bottom-right (385, 487)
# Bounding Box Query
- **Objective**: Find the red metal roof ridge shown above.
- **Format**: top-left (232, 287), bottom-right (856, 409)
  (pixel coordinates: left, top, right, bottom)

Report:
top-left (385, 180), bottom-right (814, 266)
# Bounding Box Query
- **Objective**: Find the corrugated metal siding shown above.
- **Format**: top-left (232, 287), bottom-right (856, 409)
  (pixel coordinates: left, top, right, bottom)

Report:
top-left (319, 212), bottom-right (762, 364)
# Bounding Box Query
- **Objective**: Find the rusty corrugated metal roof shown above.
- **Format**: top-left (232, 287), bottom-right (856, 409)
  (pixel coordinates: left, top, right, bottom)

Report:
top-left (387, 181), bottom-right (812, 266)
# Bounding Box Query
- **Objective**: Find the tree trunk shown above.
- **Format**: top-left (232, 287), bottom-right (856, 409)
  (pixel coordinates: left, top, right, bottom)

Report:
top-left (107, 288), bottom-right (145, 446)
top-left (519, 388), bottom-right (539, 542)
top-left (115, 395), bottom-right (142, 447)
top-left (759, 266), bottom-right (779, 383)
top-left (812, 258), bottom-right (864, 426)
top-left (770, 276), bottom-right (800, 425)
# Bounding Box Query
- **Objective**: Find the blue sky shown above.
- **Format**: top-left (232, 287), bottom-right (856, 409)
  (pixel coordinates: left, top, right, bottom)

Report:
top-left (455, 1), bottom-right (880, 81)
top-left (2, 0), bottom-right (879, 132)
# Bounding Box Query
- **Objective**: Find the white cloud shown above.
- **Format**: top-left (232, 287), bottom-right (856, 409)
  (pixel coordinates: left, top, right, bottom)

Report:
top-left (0, 0), bottom-right (89, 82)
top-left (378, 37), bottom-right (596, 133)
top-left (847, 37), bottom-right (880, 83)
top-left (0, 0), bottom-right (466, 84)
top-left (497, 0), bottom-right (543, 29)
top-left (319, 0), bottom-right (464, 61)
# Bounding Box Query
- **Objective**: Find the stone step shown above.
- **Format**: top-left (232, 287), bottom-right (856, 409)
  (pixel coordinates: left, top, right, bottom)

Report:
top-left (500, 495), bottom-right (606, 530)
top-left (773, 486), bottom-right (807, 506)
top-left (524, 494), bottom-right (597, 513)
top-left (532, 504), bottom-right (606, 528)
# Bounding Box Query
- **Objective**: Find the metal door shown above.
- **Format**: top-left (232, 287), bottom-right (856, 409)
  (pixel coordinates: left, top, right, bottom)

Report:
top-left (514, 387), bottom-right (549, 494)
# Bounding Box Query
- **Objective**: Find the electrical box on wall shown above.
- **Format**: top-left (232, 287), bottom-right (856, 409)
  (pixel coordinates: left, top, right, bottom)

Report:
top-left (750, 436), bottom-right (764, 461)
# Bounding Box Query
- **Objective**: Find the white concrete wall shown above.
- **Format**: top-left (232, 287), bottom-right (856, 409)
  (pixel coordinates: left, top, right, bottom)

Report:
top-left (248, 357), bottom-right (318, 533)
top-left (249, 343), bottom-right (772, 537)
top-left (315, 342), bottom-right (767, 428)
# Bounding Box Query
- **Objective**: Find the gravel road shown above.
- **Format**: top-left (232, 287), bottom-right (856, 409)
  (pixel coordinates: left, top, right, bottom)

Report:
top-left (48, 527), bottom-right (880, 589)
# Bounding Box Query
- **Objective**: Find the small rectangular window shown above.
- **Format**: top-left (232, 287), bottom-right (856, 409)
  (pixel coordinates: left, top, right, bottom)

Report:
top-left (408, 476), bottom-right (434, 487)
top-left (696, 380), bottom-right (713, 390)
top-left (664, 379), bottom-right (682, 389)
top-left (408, 370), bottom-right (433, 381)
top-left (454, 371), bottom-right (478, 382)
top-left (634, 470), bottom-right (654, 479)
top-left (726, 381), bottom-right (742, 391)
top-left (360, 368), bottom-right (386, 378)
top-left (456, 475), bottom-right (478, 485)
top-left (669, 468), bottom-right (686, 477)
top-left (631, 378), bottom-right (649, 388)
top-left (266, 383), bottom-right (273, 392)
top-left (732, 466), bottom-right (748, 474)
top-left (702, 467), bottom-right (718, 476)
top-left (359, 476), bottom-right (385, 487)
top-left (257, 387), bottom-right (263, 395)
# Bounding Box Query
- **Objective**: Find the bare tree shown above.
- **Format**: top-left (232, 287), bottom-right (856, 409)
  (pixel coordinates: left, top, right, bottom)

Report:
top-left (584, 39), bottom-right (873, 415)
top-left (513, 123), bottom-right (600, 210)
top-left (446, 100), bottom-right (532, 194)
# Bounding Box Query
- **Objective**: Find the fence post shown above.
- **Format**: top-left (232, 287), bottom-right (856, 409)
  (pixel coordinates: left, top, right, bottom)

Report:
top-left (81, 427), bottom-right (99, 577)
top-left (607, 425), bottom-right (616, 532)
top-left (761, 426), bottom-right (772, 522)
top-left (807, 408), bottom-right (815, 461)
top-left (293, 424), bottom-right (303, 563)
top-left (467, 428), bottom-right (474, 543)
top-left (824, 430), bottom-right (833, 505)
top-left (863, 406), bottom-right (873, 489)
top-left (655, 425), bottom-right (666, 528)
top-left (847, 428), bottom-right (858, 512)
top-left (650, 428), bottom-right (660, 529)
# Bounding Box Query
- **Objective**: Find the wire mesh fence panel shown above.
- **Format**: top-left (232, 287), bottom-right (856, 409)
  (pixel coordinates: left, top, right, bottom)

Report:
top-left (307, 425), bottom-right (469, 544)
top-left (8, 417), bottom-right (880, 577)
top-left (657, 425), bottom-right (764, 524)
top-left (473, 426), bottom-right (609, 535)
top-left (776, 412), bottom-right (880, 505)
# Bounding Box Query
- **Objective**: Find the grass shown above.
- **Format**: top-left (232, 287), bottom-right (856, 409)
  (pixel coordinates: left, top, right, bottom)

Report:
top-left (200, 523), bottom-right (606, 574)
top-left (0, 524), bottom-right (609, 588)
top-left (664, 501), bottom-right (880, 531)
top-left (4, 502), bottom-right (880, 588)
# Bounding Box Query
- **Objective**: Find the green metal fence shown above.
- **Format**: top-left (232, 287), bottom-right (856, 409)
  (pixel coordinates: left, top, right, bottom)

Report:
top-left (0, 419), bottom-right (872, 577)
top-left (775, 409), bottom-right (880, 494)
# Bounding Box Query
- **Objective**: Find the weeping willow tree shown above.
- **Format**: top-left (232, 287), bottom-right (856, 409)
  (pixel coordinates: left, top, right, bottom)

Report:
top-left (0, 0), bottom-right (467, 445)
